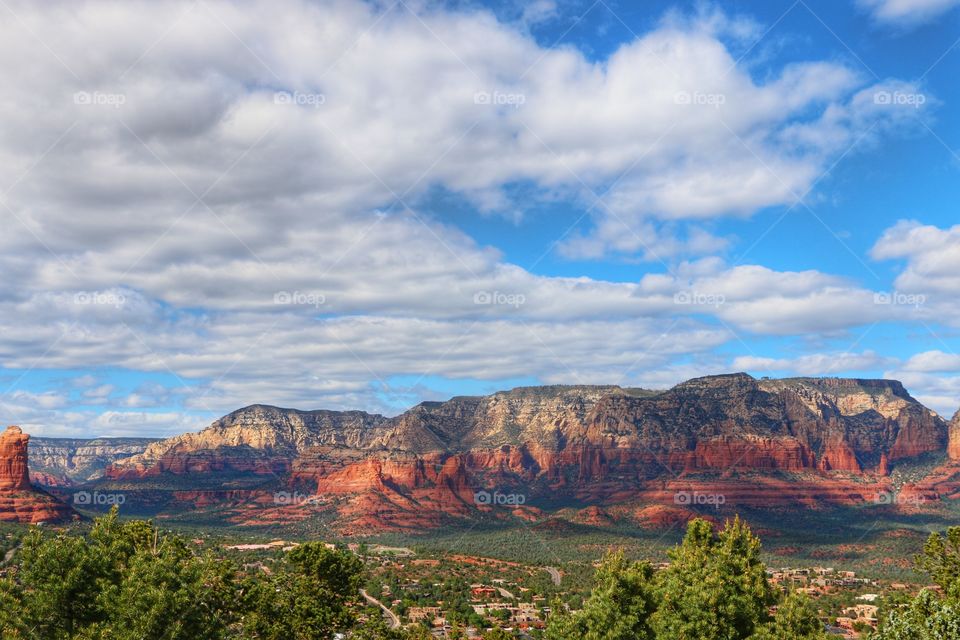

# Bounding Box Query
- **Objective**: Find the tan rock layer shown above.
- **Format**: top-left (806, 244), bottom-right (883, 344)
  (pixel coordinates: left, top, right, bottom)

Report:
top-left (95, 375), bottom-right (958, 532)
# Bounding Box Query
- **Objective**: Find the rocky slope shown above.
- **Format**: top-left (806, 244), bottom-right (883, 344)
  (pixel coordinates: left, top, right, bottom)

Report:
top-left (92, 374), bottom-right (960, 533)
top-left (949, 409), bottom-right (960, 460)
top-left (108, 407), bottom-right (388, 478)
top-left (0, 426), bottom-right (74, 523)
top-left (29, 437), bottom-right (157, 486)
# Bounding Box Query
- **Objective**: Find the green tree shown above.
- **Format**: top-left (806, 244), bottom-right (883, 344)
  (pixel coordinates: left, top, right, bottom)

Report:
top-left (750, 592), bottom-right (827, 640)
top-left (872, 526), bottom-right (960, 639)
top-left (348, 616), bottom-right (403, 639)
top-left (0, 511), bottom-right (369, 640)
top-left (872, 590), bottom-right (960, 639)
top-left (545, 550), bottom-right (657, 640)
top-left (4, 528), bottom-right (105, 638)
top-left (242, 542), bottom-right (364, 639)
top-left (651, 517), bottom-right (774, 640)
top-left (90, 539), bottom-right (239, 640)
top-left (0, 580), bottom-right (34, 640)
top-left (400, 625), bottom-right (434, 640)
top-left (916, 527), bottom-right (960, 598)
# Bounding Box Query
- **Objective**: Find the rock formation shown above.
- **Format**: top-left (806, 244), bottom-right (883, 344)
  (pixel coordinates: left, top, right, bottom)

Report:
top-left (29, 437), bottom-right (157, 486)
top-left (97, 374), bottom-right (953, 533)
top-left (0, 426), bottom-right (31, 490)
top-left (0, 426), bottom-right (74, 523)
top-left (949, 410), bottom-right (960, 460)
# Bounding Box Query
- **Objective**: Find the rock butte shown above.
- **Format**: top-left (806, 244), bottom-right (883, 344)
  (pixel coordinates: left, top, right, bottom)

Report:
top-left (45, 375), bottom-right (960, 533)
top-left (0, 426), bottom-right (74, 524)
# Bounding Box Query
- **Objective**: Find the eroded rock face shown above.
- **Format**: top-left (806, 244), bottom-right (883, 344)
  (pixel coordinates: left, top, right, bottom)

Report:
top-left (108, 407), bottom-right (388, 479)
top-left (100, 375), bottom-right (953, 532)
top-left (0, 426), bottom-right (31, 490)
top-left (949, 410), bottom-right (960, 460)
top-left (0, 426), bottom-right (74, 523)
top-left (29, 437), bottom-right (158, 486)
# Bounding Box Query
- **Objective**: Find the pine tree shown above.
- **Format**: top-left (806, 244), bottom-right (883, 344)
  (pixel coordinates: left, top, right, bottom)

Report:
top-left (545, 550), bottom-right (657, 640)
top-left (651, 517), bottom-right (774, 640)
top-left (750, 592), bottom-right (827, 640)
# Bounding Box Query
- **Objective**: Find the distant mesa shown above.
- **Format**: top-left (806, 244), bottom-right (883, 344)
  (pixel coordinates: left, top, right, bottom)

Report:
top-left (64, 374), bottom-right (960, 534)
top-left (0, 426), bottom-right (75, 524)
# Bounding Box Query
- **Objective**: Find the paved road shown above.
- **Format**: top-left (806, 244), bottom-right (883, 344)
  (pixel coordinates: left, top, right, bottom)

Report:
top-left (544, 566), bottom-right (561, 586)
top-left (496, 586), bottom-right (515, 599)
top-left (3, 541), bottom-right (22, 564)
top-left (361, 589), bottom-right (400, 629)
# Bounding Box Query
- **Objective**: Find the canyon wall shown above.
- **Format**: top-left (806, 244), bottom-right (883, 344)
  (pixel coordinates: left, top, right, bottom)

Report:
top-left (29, 437), bottom-right (158, 486)
top-left (949, 410), bottom-right (960, 460)
top-left (93, 374), bottom-right (959, 531)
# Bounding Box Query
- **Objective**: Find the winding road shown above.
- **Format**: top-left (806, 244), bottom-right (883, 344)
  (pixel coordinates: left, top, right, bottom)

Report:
top-left (544, 566), bottom-right (561, 586)
top-left (361, 589), bottom-right (400, 629)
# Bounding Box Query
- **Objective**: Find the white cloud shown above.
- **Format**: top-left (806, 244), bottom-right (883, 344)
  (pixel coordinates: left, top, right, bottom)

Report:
top-left (7, 390), bottom-right (67, 411)
top-left (859, 0), bottom-right (960, 25)
top-left (902, 350), bottom-right (960, 372)
top-left (872, 221), bottom-right (960, 299)
top-left (82, 384), bottom-right (115, 403)
top-left (732, 351), bottom-right (892, 376)
top-left (0, 0), bottom-right (942, 434)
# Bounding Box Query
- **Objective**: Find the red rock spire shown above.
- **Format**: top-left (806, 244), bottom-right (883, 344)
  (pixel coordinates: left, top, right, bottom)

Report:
top-left (0, 426), bottom-right (31, 490)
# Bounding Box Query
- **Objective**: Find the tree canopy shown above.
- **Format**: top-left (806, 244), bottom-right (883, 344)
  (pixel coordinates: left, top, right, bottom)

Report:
top-left (0, 508), bottom-right (364, 640)
top-left (871, 526), bottom-right (960, 640)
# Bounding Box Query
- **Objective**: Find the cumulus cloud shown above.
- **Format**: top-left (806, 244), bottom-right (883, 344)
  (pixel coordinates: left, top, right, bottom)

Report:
top-left (0, 0), bottom-right (942, 434)
top-left (732, 351), bottom-right (893, 376)
top-left (902, 350), bottom-right (960, 372)
top-left (859, 0), bottom-right (960, 25)
top-left (872, 221), bottom-right (960, 300)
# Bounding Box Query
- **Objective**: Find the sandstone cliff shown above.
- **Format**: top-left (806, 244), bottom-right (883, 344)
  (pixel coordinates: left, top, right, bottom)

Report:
top-left (949, 410), bottom-right (960, 460)
top-left (108, 406), bottom-right (388, 479)
top-left (29, 437), bottom-right (157, 486)
top-left (0, 426), bottom-right (74, 523)
top-left (0, 426), bottom-right (31, 490)
top-left (96, 374), bottom-right (955, 532)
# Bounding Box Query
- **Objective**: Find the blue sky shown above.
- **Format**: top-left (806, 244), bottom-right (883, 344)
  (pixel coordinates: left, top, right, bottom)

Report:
top-left (0, 0), bottom-right (959, 437)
